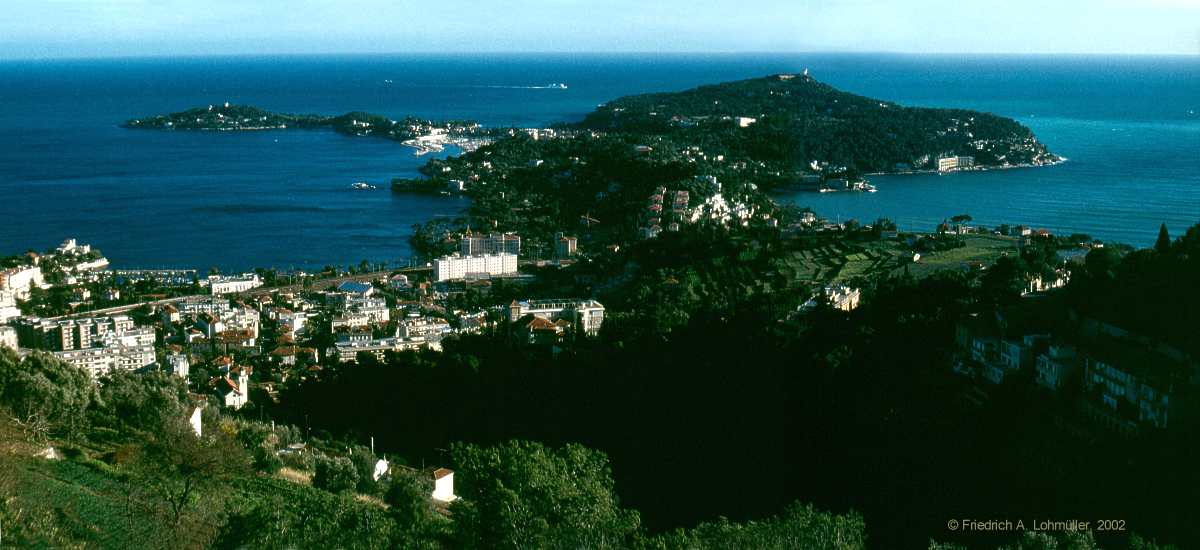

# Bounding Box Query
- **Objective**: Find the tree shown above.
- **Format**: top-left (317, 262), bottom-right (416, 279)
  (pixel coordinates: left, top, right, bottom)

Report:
top-left (1155, 222), bottom-right (1171, 253)
top-left (93, 370), bottom-right (189, 437)
top-left (949, 214), bottom-right (973, 224)
top-left (313, 455), bottom-right (359, 494)
top-left (236, 422), bottom-right (284, 474)
top-left (450, 440), bottom-right (641, 549)
top-left (383, 471), bottom-right (437, 528)
top-left (216, 480), bottom-right (425, 549)
top-left (347, 444), bottom-right (382, 494)
top-left (645, 502), bottom-right (867, 549)
top-left (127, 417), bottom-right (251, 529)
top-left (0, 351), bottom-right (96, 439)
top-left (1084, 246), bottom-right (1123, 279)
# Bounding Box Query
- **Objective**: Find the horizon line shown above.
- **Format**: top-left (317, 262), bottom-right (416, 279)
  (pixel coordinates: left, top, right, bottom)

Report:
top-left (2, 49), bottom-right (1198, 63)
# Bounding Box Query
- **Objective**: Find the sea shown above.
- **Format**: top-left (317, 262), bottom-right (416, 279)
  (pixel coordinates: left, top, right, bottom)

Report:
top-left (0, 53), bottom-right (1197, 270)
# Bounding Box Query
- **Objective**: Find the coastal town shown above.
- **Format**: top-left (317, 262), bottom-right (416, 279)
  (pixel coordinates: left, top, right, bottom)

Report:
top-left (2, 72), bottom-right (1195, 549)
top-left (4, 198), bottom-right (1182, 439)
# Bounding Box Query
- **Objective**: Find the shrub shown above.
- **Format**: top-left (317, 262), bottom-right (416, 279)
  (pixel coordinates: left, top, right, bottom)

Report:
top-left (279, 450), bottom-right (315, 471)
top-left (312, 455), bottom-right (358, 494)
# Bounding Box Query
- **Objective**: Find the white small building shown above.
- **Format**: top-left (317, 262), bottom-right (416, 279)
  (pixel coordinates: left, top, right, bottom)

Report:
top-left (735, 116), bottom-right (757, 128)
top-left (0, 290), bottom-right (20, 322)
top-left (336, 281), bottom-right (375, 297)
top-left (167, 352), bottom-right (190, 378)
top-left (213, 367), bottom-right (251, 409)
top-left (372, 459), bottom-right (390, 481)
top-left (189, 406), bottom-right (203, 438)
top-left (432, 468), bottom-right (458, 502)
top-left (0, 326), bottom-right (17, 350)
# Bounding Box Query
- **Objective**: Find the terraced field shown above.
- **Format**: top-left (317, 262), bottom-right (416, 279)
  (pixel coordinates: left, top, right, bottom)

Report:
top-left (775, 233), bottom-right (1020, 286)
top-left (777, 242), bottom-right (900, 284)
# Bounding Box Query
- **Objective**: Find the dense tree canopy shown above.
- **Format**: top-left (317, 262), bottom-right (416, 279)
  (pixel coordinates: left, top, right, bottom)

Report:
top-left (450, 440), bottom-right (641, 549)
top-left (0, 349), bottom-right (97, 438)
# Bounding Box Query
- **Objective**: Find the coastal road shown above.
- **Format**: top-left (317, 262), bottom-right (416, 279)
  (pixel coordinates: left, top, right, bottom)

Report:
top-left (238, 266), bottom-right (431, 297)
top-left (46, 266), bottom-right (432, 320)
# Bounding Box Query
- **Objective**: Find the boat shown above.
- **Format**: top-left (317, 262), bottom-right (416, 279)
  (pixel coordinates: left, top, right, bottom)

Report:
top-left (350, 182), bottom-right (376, 190)
top-left (548, 83), bottom-right (568, 90)
top-left (850, 180), bottom-right (877, 193)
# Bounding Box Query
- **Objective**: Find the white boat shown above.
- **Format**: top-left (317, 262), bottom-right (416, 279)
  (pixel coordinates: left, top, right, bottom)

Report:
top-left (350, 182), bottom-right (376, 190)
top-left (548, 83), bottom-right (568, 89)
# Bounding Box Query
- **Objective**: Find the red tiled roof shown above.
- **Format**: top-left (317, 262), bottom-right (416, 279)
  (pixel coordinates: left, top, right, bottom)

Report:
top-left (523, 316), bottom-right (557, 330)
top-left (210, 376), bottom-right (241, 395)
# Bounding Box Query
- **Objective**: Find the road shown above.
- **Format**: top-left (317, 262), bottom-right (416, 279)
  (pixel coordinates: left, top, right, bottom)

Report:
top-left (46, 266), bottom-right (431, 320)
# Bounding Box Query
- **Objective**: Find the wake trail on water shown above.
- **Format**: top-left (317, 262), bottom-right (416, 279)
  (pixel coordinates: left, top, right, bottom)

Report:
top-left (381, 81), bottom-right (566, 89)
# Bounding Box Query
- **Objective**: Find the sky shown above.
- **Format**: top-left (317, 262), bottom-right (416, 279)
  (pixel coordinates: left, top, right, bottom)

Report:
top-left (1, 0), bottom-right (1198, 59)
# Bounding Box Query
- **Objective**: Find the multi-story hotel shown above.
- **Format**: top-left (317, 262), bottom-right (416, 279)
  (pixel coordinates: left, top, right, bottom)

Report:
top-left (433, 252), bottom-right (518, 282)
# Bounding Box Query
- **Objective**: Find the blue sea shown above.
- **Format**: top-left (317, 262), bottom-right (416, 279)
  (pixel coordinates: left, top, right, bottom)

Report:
top-left (1, 53), bottom-right (1197, 270)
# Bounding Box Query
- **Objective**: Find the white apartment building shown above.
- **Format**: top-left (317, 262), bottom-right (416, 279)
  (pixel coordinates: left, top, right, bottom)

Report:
top-left (53, 339), bottom-right (156, 379)
top-left (326, 336), bottom-right (426, 363)
top-left (459, 232), bottom-right (521, 256)
top-left (331, 312), bottom-right (372, 331)
top-left (826, 286), bottom-right (862, 312)
top-left (0, 265), bottom-right (46, 300)
top-left (937, 156), bottom-right (975, 172)
top-left (398, 317), bottom-right (453, 340)
top-left (0, 290), bottom-right (20, 323)
top-left (276, 310), bottom-right (309, 338)
top-left (175, 296), bottom-right (234, 317)
top-left (14, 314), bottom-right (139, 351)
top-left (507, 299), bottom-right (606, 336)
top-left (208, 273), bottom-right (263, 295)
top-left (433, 253), bottom-right (518, 282)
top-left (195, 307), bottom-right (260, 340)
top-left (801, 286), bottom-right (862, 312)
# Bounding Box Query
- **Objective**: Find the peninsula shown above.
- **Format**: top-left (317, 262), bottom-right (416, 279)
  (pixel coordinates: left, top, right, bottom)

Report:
top-left (392, 73), bottom-right (1059, 196)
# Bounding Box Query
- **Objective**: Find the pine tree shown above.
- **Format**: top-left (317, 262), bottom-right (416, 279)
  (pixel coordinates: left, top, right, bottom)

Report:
top-left (1155, 223), bottom-right (1171, 253)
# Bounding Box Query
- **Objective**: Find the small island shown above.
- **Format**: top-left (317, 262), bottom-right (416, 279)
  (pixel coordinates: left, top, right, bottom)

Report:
top-left (124, 103), bottom-right (500, 154)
